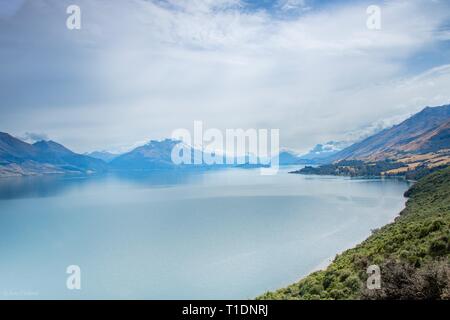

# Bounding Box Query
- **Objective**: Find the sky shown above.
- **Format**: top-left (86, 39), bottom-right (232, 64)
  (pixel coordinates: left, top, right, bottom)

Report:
top-left (1, 0), bottom-right (450, 154)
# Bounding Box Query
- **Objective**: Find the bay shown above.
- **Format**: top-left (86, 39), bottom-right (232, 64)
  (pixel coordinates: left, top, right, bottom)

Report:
top-left (0, 167), bottom-right (410, 299)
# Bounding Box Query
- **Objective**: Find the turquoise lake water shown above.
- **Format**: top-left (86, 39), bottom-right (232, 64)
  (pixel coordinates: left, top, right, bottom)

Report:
top-left (0, 167), bottom-right (410, 299)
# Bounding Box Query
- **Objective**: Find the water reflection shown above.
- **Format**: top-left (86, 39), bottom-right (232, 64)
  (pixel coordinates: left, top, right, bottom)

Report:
top-left (0, 171), bottom-right (206, 200)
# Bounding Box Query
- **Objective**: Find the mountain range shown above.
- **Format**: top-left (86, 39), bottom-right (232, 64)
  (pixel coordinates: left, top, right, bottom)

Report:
top-left (327, 104), bottom-right (450, 162)
top-left (272, 142), bottom-right (351, 166)
top-left (0, 135), bottom-right (265, 177)
top-left (1, 104), bottom-right (450, 177)
top-left (294, 104), bottom-right (450, 178)
top-left (0, 133), bottom-right (107, 177)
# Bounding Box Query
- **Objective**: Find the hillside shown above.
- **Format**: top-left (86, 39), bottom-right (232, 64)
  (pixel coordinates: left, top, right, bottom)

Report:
top-left (0, 132), bottom-right (107, 177)
top-left (294, 105), bottom-right (450, 178)
top-left (0, 132), bottom-right (39, 163)
top-left (110, 139), bottom-right (185, 170)
top-left (328, 104), bottom-right (450, 162)
top-left (258, 167), bottom-right (450, 300)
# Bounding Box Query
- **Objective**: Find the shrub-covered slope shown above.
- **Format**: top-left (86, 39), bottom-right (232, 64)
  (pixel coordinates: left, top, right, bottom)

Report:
top-left (258, 167), bottom-right (450, 300)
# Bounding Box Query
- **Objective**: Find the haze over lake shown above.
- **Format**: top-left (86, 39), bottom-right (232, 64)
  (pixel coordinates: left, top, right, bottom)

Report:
top-left (0, 167), bottom-right (410, 299)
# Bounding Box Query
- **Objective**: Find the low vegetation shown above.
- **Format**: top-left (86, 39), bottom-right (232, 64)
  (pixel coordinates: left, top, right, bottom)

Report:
top-left (294, 158), bottom-right (450, 181)
top-left (258, 167), bottom-right (450, 300)
top-left (293, 160), bottom-right (407, 177)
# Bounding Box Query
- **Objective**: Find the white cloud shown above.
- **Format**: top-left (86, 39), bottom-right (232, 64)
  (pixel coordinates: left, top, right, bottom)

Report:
top-left (277, 0), bottom-right (310, 12)
top-left (0, 0), bottom-right (450, 153)
top-left (19, 132), bottom-right (49, 144)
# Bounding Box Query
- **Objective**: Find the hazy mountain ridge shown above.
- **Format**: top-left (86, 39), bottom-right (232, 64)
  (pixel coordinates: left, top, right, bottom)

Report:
top-left (298, 141), bottom-right (351, 163)
top-left (328, 104), bottom-right (450, 162)
top-left (3, 104), bottom-right (450, 177)
top-left (85, 151), bottom-right (120, 163)
top-left (294, 104), bottom-right (450, 178)
top-left (0, 134), bottom-right (268, 176)
top-left (110, 139), bottom-right (266, 171)
top-left (110, 139), bottom-right (182, 170)
top-left (0, 133), bottom-right (107, 177)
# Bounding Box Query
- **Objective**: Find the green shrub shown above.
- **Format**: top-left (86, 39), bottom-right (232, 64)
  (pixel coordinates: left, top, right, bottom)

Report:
top-left (429, 238), bottom-right (448, 257)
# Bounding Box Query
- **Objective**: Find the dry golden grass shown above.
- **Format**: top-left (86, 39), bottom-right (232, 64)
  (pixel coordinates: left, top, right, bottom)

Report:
top-left (395, 151), bottom-right (450, 168)
top-left (381, 151), bottom-right (450, 175)
top-left (429, 158), bottom-right (450, 168)
top-left (398, 154), bottom-right (434, 163)
top-left (384, 167), bottom-right (409, 175)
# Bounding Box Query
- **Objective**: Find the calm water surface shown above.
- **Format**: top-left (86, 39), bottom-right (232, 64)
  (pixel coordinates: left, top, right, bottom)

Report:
top-left (0, 167), bottom-right (410, 299)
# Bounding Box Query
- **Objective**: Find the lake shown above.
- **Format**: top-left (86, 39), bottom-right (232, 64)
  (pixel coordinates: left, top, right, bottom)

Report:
top-left (0, 167), bottom-right (410, 299)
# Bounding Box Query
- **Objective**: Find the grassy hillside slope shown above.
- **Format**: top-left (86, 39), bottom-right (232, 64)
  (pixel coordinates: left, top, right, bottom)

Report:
top-left (258, 167), bottom-right (450, 300)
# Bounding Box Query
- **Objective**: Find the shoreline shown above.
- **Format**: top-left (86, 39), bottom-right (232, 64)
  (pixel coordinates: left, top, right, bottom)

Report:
top-left (257, 182), bottom-right (411, 299)
top-left (256, 168), bottom-right (447, 300)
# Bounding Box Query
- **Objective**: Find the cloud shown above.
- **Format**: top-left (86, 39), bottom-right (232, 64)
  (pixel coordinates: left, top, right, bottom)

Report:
top-left (277, 0), bottom-right (310, 12)
top-left (0, 0), bottom-right (449, 153)
top-left (19, 132), bottom-right (49, 143)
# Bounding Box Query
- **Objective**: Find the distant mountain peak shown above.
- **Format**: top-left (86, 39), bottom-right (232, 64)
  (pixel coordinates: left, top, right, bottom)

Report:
top-left (0, 132), bottom-right (12, 137)
top-left (110, 138), bottom-right (183, 170)
top-left (34, 140), bottom-right (63, 147)
top-left (33, 140), bottom-right (74, 155)
top-left (297, 140), bottom-right (351, 163)
top-left (85, 150), bottom-right (119, 163)
top-left (328, 104), bottom-right (450, 162)
top-left (144, 138), bottom-right (180, 146)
